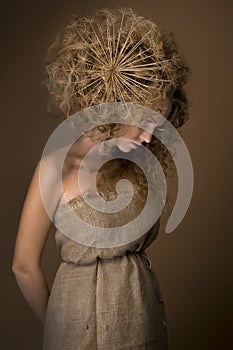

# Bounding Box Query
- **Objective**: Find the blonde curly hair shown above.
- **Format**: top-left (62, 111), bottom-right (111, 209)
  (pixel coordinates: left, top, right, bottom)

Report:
top-left (42, 7), bottom-right (191, 213)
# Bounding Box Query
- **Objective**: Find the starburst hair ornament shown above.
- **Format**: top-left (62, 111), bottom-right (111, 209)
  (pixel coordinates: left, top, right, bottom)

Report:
top-left (43, 7), bottom-right (190, 119)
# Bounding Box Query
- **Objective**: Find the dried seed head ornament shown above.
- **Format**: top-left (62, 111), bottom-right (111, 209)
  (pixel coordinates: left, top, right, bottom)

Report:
top-left (42, 7), bottom-right (191, 212)
top-left (43, 7), bottom-right (189, 117)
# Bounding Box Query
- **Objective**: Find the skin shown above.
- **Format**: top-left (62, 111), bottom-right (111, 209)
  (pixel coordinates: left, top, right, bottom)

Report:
top-left (11, 95), bottom-right (172, 325)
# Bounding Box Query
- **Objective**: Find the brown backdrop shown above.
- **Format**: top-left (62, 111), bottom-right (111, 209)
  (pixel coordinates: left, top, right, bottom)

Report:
top-left (1, 0), bottom-right (232, 349)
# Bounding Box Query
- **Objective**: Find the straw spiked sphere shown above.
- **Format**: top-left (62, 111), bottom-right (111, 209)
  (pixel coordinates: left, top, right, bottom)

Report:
top-left (44, 7), bottom-right (189, 117)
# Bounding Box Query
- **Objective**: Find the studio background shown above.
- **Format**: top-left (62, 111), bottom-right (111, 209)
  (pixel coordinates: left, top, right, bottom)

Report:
top-left (1, 0), bottom-right (232, 349)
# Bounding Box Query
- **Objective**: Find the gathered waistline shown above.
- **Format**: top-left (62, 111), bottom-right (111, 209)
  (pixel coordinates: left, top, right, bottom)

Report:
top-left (96, 251), bottom-right (152, 269)
top-left (61, 251), bottom-right (152, 269)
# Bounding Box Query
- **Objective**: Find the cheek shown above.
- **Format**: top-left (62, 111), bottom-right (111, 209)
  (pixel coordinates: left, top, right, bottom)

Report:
top-left (123, 125), bottom-right (142, 138)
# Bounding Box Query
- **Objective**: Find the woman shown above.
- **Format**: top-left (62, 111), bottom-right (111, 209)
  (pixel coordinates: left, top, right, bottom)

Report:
top-left (12, 7), bottom-right (190, 349)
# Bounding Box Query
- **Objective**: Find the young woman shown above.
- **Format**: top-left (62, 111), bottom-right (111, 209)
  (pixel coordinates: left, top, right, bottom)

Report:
top-left (12, 7), bottom-right (190, 349)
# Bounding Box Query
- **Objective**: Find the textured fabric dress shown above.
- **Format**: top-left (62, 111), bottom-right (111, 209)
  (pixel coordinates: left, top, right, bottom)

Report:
top-left (42, 190), bottom-right (168, 350)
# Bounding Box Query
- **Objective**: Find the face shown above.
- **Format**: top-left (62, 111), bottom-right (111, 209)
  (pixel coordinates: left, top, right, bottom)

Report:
top-left (116, 95), bottom-right (173, 152)
top-left (115, 124), bottom-right (153, 152)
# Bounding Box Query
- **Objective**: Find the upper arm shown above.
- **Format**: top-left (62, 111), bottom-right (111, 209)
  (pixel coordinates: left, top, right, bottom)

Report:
top-left (12, 159), bottom-right (60, 273)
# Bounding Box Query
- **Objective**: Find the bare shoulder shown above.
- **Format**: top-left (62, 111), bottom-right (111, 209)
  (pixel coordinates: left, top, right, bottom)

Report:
top-left (38, 150), bottom-right (68, 210)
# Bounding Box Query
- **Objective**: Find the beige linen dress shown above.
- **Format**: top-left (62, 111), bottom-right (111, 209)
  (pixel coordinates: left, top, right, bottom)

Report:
top-left (42, 191), bottom-right (168, 350)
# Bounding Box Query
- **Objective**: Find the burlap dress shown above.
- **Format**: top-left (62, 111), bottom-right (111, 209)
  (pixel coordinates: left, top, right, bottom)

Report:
top-left (42, 191), bottom-right (168, 350)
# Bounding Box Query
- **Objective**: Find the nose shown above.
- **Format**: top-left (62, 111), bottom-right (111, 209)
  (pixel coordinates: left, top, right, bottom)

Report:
top-left (139, 130), bottom-right (152, 143)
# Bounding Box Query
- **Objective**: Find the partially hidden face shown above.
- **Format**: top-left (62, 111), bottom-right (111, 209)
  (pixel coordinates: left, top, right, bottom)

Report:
top-left (116, 95), bottom-right (173, 152)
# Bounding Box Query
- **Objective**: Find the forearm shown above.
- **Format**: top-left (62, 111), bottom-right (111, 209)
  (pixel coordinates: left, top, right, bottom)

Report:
top-left (12, 266), bottom-right (50, 325)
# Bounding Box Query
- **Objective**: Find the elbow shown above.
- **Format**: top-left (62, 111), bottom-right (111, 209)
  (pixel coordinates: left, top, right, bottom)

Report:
top-left (11, 263), bottom-right (25, 275)
top-left (11, 261), bottom-right (39, 275)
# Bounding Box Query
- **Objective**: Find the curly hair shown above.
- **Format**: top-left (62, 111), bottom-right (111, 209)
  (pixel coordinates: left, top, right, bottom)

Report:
top-left (42, 7), bottom-right (191, 213)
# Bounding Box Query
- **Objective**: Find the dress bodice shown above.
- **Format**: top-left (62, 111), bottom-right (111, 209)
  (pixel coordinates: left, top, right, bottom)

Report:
top-left (53, 190), bottom-right (161, 266)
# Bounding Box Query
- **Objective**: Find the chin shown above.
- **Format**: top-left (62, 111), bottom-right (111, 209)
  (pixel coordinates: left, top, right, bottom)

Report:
top-left (117, 145), bottom-right (134, 153)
